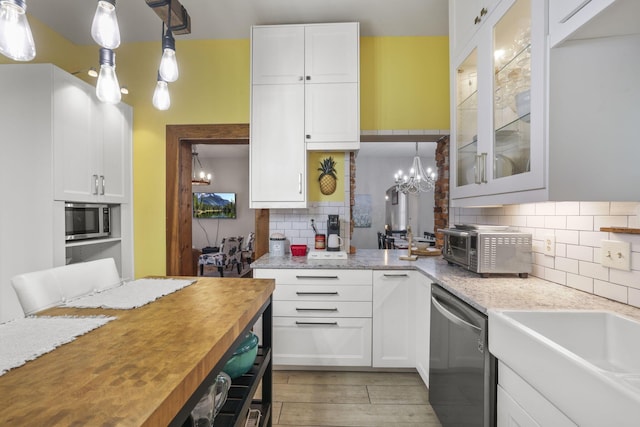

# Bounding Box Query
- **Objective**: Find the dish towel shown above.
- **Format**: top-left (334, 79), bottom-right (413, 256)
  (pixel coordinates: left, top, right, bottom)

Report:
top-left (0, 315), bottom-right (114, 376)
top-left (63, 278), bottom-right (196, 309)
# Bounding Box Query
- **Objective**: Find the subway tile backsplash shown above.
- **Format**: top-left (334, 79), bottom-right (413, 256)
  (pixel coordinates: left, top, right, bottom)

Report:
top-left (452, 201), bottom-right (640, 308)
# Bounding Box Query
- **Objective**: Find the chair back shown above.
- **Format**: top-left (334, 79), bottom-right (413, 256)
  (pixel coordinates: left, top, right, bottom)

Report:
top-left (245, 232), bottom-right (255, 251)
top-left (12, 258), bottom-right (121, 315)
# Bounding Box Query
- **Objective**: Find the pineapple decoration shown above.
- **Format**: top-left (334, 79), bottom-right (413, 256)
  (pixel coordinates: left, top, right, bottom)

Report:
top-left (318, 156), bottom-right (338, 195)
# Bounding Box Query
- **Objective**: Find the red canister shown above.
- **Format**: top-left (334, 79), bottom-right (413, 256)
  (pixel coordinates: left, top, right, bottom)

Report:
top-left (315, 234), bottom-right (326, 250)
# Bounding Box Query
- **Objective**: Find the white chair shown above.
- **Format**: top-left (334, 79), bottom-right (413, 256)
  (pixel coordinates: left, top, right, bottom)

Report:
top-left (11, 258), bottom-right (121, 315)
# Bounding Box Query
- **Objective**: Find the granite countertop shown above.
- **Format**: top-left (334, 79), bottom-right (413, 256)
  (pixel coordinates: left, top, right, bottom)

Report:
top-left (252, 249), bottom-right (640, 322)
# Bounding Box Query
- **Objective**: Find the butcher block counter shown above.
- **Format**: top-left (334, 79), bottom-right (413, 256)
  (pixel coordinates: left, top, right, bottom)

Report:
top-left (0, 277), bottom-right (275, 426)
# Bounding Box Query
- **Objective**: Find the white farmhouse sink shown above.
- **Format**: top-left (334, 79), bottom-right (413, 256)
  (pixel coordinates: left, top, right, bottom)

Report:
top-left (489, 310), bottom-right (640, 427)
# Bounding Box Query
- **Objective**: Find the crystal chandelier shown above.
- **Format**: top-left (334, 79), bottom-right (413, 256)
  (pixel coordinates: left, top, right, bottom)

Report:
top-left (394, 142), bottom-right (436, 194)
top-left (191, 146), bottom-right (212, 186)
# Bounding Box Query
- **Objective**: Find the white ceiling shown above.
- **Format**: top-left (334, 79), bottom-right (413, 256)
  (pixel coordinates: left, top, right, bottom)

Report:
top-left (27, 0), bottom-right (449, 44)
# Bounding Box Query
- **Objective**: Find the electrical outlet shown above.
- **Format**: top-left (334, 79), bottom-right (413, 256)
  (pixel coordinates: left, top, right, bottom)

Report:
top-left (600, 240), bottom-right (631, 271)
top-left (543, 234), bottom-right (555, 256)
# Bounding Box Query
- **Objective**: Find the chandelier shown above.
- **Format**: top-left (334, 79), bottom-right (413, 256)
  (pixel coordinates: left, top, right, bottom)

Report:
top-left (191, 146), bottom-right (212, 186)
top-left (394, 142), bottom-right (436, 194)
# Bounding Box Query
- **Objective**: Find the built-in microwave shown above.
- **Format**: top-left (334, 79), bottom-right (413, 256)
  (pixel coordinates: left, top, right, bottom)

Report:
top-left (65, 203), bottom-right (111, 241)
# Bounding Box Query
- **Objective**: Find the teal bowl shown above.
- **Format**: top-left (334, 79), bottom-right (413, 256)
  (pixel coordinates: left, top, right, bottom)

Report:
top-left (223, 332), bottom-right (258, 379)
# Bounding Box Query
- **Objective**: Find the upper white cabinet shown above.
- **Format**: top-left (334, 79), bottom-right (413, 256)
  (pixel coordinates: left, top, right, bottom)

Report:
top-left (53, 69), bottom-right (131, 204)
top-left (250, 23), bottom-right (359, 206)
top-left (549, 0), bottom-right (640, 48)
top-left (449, 0), bottom-right (500, 59)
top-left (450, 0), bottom-right (547, 207)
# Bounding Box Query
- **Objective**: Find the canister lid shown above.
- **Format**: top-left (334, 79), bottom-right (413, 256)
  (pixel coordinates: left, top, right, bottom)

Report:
top-left (270, 232), bottom-right (286, 240)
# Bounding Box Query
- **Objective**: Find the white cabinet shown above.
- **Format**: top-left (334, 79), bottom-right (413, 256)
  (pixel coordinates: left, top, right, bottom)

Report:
top-left (415, 279), bottom-right (431, 386)
top-left (249, 23), bottom-right (359, 208)
top-left (254, 268), bottom-right (372, 367)
top-left (449, 0), bottom-right (500, 59)
top-left (548, 0), bottom-right (640, 48)
top-left (53, 70), bottom-right (131, 204)
top-left (497, 361), bottom-right (577, 427)
top-left (450, 0), bottom-right (547, 207)
top-left (372, 270), bottom-right (416, 368)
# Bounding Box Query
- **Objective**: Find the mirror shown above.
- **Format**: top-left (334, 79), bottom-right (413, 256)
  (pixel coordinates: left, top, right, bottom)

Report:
top-left (352, 142), bottom-right (437, 249)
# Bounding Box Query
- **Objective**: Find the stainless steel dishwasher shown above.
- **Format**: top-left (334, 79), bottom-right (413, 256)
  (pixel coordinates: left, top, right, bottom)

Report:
top-left (429, 284), bottom-right (496, 427)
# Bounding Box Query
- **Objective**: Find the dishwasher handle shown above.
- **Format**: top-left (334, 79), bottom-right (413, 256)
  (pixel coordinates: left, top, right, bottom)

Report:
top-left (431, 295), bottom-right (481, 335)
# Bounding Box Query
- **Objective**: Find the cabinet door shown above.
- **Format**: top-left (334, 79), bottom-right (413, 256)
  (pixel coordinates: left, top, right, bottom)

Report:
top-left (304, 82), bottom-right (359, 149)
top-left (304, 23), bottom-right (359, 83)
top-left (449, 0), bottom-right (500, 60)
top-left (96, 102), bottom-right (131, 203)
top-left (250, 84), bottom-right (306, 208)
top-left (273, 317), bottom-right (372, 366)
top-left (251, 25), bottom-right (305, 85)
top-left (372, 271), bottom-right (416, 368)
top-left (415, 280), bottom-right (431, 386)
top-left (497, 386), bottom-right (540, 427)
top-left (53, 70), bottom-right (96, 202)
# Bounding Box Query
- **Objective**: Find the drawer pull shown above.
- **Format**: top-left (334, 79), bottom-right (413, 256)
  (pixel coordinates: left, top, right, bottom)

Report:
top-left (296, 291), bottom-right (339, 296)
top-left (296, 307), bottom-right (338, 312)
top-left (383, 273), bottom-right (409, 277)
top-left (295, 321), bottom-right (338, 326)
top-left (295, 275), bottom-right (339, 280)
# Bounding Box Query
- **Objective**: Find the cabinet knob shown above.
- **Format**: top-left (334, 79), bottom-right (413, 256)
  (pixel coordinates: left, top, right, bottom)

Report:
top-left (306, 135), bottom-right (311, 139)
top-left (480, 7), bottom-right (488, 16)
top-left (474, 16), bottom-right (481, 25)
top-left (306, 76), bottom-right (311, 81)
top-left (299, 76), bottom-right (304, 81)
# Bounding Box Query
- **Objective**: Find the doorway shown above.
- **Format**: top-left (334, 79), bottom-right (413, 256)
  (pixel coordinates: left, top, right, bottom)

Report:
top-left (165, 123), bottom-right (269, 276)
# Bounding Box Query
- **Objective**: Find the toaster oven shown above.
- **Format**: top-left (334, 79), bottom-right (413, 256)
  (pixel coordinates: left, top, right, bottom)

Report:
top-left (440, 224), bottom-right (532, 277)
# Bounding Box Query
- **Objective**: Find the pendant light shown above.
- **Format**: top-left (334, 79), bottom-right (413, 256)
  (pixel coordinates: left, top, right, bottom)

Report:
top-left (0, 0), bottom-right (35, 61)
top-left (394, 142), bottom-right (437, 194)
top-left (96, 48), bottom-right (121, 104)
top-left (158, 0), bottom-right (178, 82)
top-left (91, 0), bottom-right (120, 49)
top-left (191, 146), bottom-right (212, 186)
top-left (152, 73), bottom-right (170, 110)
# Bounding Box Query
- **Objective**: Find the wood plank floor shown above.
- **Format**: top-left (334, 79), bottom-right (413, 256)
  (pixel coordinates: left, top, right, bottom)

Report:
top-left (271, 371), bottom-right (443, 427)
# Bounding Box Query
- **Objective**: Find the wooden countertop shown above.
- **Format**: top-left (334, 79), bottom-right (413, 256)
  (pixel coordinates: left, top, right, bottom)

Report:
top-left (0, 276), bottom-right (275, 426)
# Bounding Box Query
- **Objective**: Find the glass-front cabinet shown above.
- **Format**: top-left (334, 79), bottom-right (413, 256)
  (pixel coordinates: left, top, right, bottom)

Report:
top-left (450, 0), bottom-right (546, 206)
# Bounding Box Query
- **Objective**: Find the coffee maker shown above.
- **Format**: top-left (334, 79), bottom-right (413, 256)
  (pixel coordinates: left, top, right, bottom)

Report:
top-left (326, 214), bottom-right (340, 251)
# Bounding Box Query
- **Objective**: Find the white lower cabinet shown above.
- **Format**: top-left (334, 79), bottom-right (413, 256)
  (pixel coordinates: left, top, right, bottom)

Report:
top-left (254, 268), bottom-right (372, 366)
top-left (372, 270), bottom-right (416, 368)
top-left (497, 361), bottom-right (577, 427)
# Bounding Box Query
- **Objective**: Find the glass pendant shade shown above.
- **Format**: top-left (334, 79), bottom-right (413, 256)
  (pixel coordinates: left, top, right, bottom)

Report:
top-left (0, 0), bottom-right (35, 61)
top-left (91, 0), bottom-right (120, 49)
top-left (158, 32), bottom-right (178, 82)
top-left (96, 48), bottom-right (121, 104)
top-left (152, 78), bottom-right (170, 110)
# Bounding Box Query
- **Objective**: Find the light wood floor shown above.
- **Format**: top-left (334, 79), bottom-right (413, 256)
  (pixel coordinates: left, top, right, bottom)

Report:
top-left (271, 370), bottom-right (443, 427)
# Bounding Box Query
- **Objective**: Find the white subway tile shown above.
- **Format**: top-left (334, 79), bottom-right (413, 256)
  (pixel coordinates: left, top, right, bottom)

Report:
top-left (610, 202), bottom-right (640, 216)
top-left (629, 288), bottom-right (640, 309)
top-left (545, 268), bottom-right (566, 285)
top-left (633, 252), bottom-right (640, 271)
top-left (286, 229), bottom-right (300, 238)
top-left (527, 215), bottom-right (545, 228)
top-left (545, 216), bottom-right (567, 229)
top-left (510, 216), bottom-right (527, 227)
top-left (519, 203), bottom-right (536, 215)
top-left (594, 215), bottom-right (628, 230)
top-left (556, 243), bottom-right (567, 258)
top-left (609, 269), bottom-right (640, 290)
top-left (556, 202), bottom-right (580, 216)
top-left (532, 239), bottom-right (544, 253)
top-left (532, 264), bottom-right (545, 279)
top-left (534, 252), bottom-right (555, 268)
top-left (580, 202), bottom-right (610, 216)
top-left (630, 215), bottom-right (640, 229)
top-left (482, 207), bottom-right (505, 216)
top-left (579, 260), bottom-right (609, 281)
top-left (555, 257), bottom-right (579, 274)
top-left (566, 216), bottom-right (594, 231)
top-left (555, 229), bottom-right (580, 245)
top-left (566, 244), bottom-right (593, 262)
top-left (535, 202), bottom-right (556, 216)
top-left (504, 205), bottom-right (520, 215)
top-left (579, 230), bottom-right (609, 247)
top-left (567, 273), bottom-right (594, 293)
top-left (594, 280), bottom-right (628, 304)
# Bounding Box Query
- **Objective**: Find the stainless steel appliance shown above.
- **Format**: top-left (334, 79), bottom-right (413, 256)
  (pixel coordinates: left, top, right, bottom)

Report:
top-left (429, 283), bottom-right (496, 427)
top-left (440, 224), bottom-right (532, 278)
top-left (65, 203), bottom-right (111, 241)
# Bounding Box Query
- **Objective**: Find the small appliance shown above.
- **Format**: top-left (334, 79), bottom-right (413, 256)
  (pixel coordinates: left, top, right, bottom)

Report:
top-left (326, 214), bottom-right (340, 251)
top-left (440, 224), bottom-right (532, 277)
top-left (65, 203), bottom-right (111, 241)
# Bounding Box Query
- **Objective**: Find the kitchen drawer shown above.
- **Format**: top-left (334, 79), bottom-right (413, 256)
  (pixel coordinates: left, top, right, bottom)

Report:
top-left (255, 268), bottom-right (372, 286)
top-left (273, 316), bottom-right (372, 366)
top-left (273, 284), bottom-right (372, 302)
top-left (274, 300), bottom-right (372, 318)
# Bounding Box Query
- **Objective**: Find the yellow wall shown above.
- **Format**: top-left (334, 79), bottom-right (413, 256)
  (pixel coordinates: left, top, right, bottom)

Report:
top-left (7, 17), bottom-right (449, 277)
